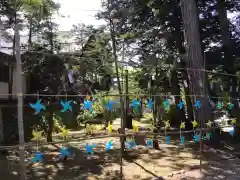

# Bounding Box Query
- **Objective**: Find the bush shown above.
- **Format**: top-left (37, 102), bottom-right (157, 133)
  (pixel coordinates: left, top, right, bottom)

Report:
top-left (77, 93), bottom-right (123, 124)
top-left (162, 104), bottom-right (176, 122)
top-left (77, 110), bottom-right (97, 124)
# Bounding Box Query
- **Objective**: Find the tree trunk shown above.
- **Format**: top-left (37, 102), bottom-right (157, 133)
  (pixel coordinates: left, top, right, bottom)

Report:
top-left (153, 56), bottom-right (160, 127)
top-left (10, 12), bottom-right (17, 100)
top-left (28, 16), bottom-right (32, 48)
top-left (125, 70), bottom-right (133, 129)
top-left (216, 0), bottom-right (239, 136)
top-left (180, 0), bottom-right (212, 125)
top-left (172, 5), bottom-right (194, 127)
top-left (170, 69), bottom-right (186, 126)
top-left (153, 96), bottom-right (159, 126)
top-left (182, 70), bottom-right (194, 129)
top-left (216, 0), bottom-right (237, 103)
top-left (47, 108), bottom-right (54, 142)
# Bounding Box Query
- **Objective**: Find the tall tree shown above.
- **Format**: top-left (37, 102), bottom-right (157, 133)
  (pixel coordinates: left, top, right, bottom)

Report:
top-left (180, 0), bottom-right (212, 124)
top-left (216, 0), bottom-right (237, 102)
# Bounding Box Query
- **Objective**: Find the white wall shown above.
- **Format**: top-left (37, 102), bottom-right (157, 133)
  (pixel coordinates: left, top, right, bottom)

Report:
top-left (0, 66), bottom-right (27, 99)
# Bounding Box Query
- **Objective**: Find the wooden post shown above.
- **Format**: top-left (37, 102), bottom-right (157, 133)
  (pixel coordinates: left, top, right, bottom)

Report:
top-left (15, 23), bottom-right (26, 180)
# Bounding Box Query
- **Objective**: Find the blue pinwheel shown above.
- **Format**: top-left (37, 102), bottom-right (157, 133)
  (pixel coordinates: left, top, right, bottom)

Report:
top-left (178, 101), bottom-right (184, 110)
top-left (105, 140), bottom-right (113, 151)
top-left (217, 102), bottom-right (223, 110)
top-left (86, 143), bottom-right (96, 154)
top-left (29, 100), bottom-right (46, 114)
top-left (193, 134), bottom-right (200, 143)
top-left (145, 139), bottom-right (153, 148)
top-left (60, 100), bottom-right (72, 112)
top-left (104, 99), bottom-right (116, 111)
top-left (163, 100), bottom-right (169, 109)
top-left (125, 140), bottom-right (136, 149)
top-left (130, 99), bottom-right (141, 110)
top-left (164, 136), bottom-right (171, 144)
top-left (56, 147), bottom-right (71, 161)
top-left (229, 128), bottom-right (234, 137)
top-left (204, 132), bottom-right (212, 140)
top-left (82, 100), bottom-right (93, 111)
top-left (227, 103), bottom-right (234, 110)
top-left (147, 99), bottom-right (153, 109)
top-left (31, 152), bottom-right (43, 163)
top-left (194, 100), bottom-right (201, 109)
top-left (180, 136), bottom-right (185, 145)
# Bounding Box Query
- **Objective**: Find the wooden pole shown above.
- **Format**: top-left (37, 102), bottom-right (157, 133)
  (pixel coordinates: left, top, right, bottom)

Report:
top-left (107, 1), bottom-right (125, 179)
top-left (15, 23), bottom-right (26, 180)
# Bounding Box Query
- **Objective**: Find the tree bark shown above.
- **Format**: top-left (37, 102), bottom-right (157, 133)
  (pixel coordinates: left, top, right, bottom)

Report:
top-left (182, 70), bottom-right (194, 129)
top-left (28, 16), bottom-right (32, 48)
top-left (47, 109), bottom-right (54, 142)
top-left (216, 0), bottom-right (237, 103)
top-left (170, 69), bottom-right (186, 126)
top-left (171, 4), bottom-right (194, 127)
top-left (216, 0), bottom-right (239, 137)
top-left (180, 0), bottom-right (212, 125)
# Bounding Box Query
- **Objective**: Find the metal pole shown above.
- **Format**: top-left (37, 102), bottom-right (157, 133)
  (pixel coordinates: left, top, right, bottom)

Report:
top-left (15, 23), bottom-right (26, 180)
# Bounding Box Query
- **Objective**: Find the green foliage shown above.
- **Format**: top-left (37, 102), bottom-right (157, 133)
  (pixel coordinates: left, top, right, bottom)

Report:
top-left (54, 112), bottom-right (77, 129)
top-left (162, 104), bottom-right (176, 122)
top-left (127, 69), bottom-right (144, 94)
top-left (52, 115), bottom-right (64, 133)
top-left (23, 53), bottom-right (65, 97)
top-left (77, 110), bottom-right (97, 124)
top-left (143, 113), bottom-right (153, 120)
top-left (77, 93), bottom-right (105, 123)
top-left (69, 24), bottom-right (114, 80)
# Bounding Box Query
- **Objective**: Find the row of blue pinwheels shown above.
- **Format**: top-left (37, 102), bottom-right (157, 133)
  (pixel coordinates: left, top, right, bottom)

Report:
top-left (31, 125), bottom-right (236, 164)
top-left (30, 136), bottom-right (190, 163)
top-left (31, 139), bottom-right (152, 163)
top-left (29, 98), bottom-right (234, 115)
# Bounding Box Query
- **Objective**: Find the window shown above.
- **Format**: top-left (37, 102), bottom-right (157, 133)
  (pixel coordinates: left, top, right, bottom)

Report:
top-left (0, 63), bottom-right (9, 82)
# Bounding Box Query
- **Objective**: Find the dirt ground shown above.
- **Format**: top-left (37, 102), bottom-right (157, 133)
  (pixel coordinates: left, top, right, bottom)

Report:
top-left (2, 135), bottom-right (240, 180)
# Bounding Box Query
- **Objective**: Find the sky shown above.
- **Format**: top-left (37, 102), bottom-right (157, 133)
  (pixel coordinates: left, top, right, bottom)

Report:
top-left (0, 0), bottom-right (106, 54)
top-left (53, 0), bottom-right (237, 31)
top-left (53, 0), bottom-right (106, 31)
